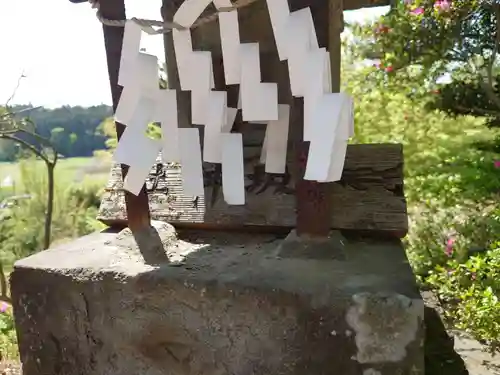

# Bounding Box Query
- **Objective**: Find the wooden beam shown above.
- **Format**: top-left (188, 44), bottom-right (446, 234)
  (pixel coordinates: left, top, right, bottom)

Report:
top-left (98, 144), bottom-right (408, 238)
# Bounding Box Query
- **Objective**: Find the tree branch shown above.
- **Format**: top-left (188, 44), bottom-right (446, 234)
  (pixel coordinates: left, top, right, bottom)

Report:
top-left (4, 73), bottom-right (25, 108)
top-left (480, 4), bottom-right (500, 110)
top-left (0, 260), bottom-right (11, 305)
top-left (454, 104), bottom-right (500, 117)
top-left (0, 134), bottom-right (51, 164)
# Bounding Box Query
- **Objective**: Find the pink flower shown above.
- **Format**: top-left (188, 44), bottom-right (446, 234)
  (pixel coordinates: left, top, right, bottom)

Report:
top-left (410, 7), bottom-right (425, 16)
top-left (0, 302), bottom-right (9, 313)
top-left (385, 66), bottom-right (394, 73)
top-left (434, 0), bottom-right (451, 12)
top-left (445, 237), bottom-right (455, 257)
top-left (494, 160), bottom-right (500, 168)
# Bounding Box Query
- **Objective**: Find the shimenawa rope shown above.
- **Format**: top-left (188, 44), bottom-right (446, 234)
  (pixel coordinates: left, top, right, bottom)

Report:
top-left (88, 0), bottom-right (259, 35)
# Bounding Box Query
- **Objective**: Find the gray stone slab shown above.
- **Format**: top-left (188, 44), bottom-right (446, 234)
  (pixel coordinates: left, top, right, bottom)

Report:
top-left (11, 222), bottom-right (424, 375)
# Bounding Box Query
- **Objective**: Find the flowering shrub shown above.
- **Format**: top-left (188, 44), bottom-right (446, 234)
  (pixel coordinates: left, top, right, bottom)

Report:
top-left (356, 0), bottom-right (489, 74)
top-left (346, 59), bottom-right (500, 352)
top-left (427, 242), bottom-right (500, 352)
top-left (350, 0), bottom-right (500, 132)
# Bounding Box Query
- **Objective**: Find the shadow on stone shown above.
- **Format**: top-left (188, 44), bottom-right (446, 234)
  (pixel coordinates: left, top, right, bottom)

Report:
top-left (275, 229), bottom-right (347, 260)
top-left (425, 305), bottom-right (469, 375)
top-left (113, 221), bottom-right (175, 265)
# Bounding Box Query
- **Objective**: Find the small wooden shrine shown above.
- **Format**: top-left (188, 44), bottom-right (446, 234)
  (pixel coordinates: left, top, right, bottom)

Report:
top-left (71, 0), bottom-right (404, 238)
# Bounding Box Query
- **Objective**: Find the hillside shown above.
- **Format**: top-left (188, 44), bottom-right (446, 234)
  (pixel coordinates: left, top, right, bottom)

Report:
top-left (0, 105), bottom-right (113, 162)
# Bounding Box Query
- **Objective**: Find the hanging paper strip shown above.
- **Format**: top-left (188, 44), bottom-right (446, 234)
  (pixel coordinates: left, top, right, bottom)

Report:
top-left (113, 0), bottom-right (356, 203)
top-left (221, 133), bottom-right (245, 205)
top-left (304, 93), bottom-right (354, 182)
top-left (157, 89), bottom-right (180, 163)
top-left (239, 43), bottom-right (278, 122)
top-left (178, 128), bottom-right (205, 197)
top-left (263, 104), bottom-right (290, 174)
top-left (203, 91), bottom-right (227, 163)
top-left (213, 0), bottom-right (241, 85)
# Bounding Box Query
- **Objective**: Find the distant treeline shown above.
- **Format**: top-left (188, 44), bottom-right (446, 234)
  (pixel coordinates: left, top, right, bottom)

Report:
top-left (0, 104), bottom-right (113, 162)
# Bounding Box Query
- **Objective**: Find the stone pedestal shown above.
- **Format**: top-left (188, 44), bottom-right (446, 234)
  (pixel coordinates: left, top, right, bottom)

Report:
top-left (11, 222), bottom-right (424, 375)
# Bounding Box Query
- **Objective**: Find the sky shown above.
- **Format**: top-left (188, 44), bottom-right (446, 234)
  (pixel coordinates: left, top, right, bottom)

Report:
top-left (0, 1), bottom-right (388, 109)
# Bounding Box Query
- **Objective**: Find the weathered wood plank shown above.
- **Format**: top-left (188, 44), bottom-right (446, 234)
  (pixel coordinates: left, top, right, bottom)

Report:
top-left (98, 143), bottom-right (408, 237)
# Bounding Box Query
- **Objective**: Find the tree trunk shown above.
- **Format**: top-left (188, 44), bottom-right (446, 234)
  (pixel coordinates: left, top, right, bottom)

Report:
top-left (43, 162), bottom-right (55, 250)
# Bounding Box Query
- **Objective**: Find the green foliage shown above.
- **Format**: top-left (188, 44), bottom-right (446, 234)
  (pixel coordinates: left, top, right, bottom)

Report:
top-left (0, 303), bottom-right (17, 360)
top-left (347, 60), bottom-right (500, 350)
top-left (346, 65), bottom-right (500, 205)
top-left (348, 3), bottom-right (500, 347)
top-left (0, 157), bottom-right (110, 186)
top-left (425, 73), bottom-right (500, 127)
top-left (0, 161), bottom-right (104, 264)
top-left (350, 0), bottom-right (500, 127)
top-left (427, 241), bottom-right (500, 352)
top-left (0, 105), bottom-right (112, 162)
top-left (406, 202), bottom-right (500, 276)
top-left (353, 0), bottom-right (489, 71)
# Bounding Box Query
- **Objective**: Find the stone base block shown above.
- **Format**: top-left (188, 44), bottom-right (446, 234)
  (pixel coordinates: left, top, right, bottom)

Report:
top-left (11, 222), bottom-right (424, 375)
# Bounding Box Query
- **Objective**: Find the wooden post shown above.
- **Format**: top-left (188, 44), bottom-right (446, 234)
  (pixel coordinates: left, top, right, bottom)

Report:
top-left (329, 0), bottom-right (343, 93)
top-left (100, 0), bottom-right (151, 231)
top-left (294, 0), bottom-right (341, 239)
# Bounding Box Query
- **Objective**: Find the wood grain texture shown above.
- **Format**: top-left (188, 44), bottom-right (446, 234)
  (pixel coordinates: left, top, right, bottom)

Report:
top-left (98, 143), bottom-right (408, 237)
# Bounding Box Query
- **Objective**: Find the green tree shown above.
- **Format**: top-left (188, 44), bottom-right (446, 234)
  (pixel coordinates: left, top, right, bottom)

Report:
top-left (351, 0), bottom-right (500, 127)
top-left (0, 104), bottom-right (113, 162)
top-left (0, 106), bottom-right (58, 252)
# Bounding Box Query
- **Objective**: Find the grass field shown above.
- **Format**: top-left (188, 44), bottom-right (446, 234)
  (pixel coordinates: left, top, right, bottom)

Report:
top-left (0, 156), bottom-right (111, 189)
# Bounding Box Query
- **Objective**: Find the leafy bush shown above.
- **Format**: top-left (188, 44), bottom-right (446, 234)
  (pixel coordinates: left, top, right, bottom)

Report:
top-left (407, 202), bottom-right (500, 276)
top-left (0, 161), bottom-right (104, 264)
top-left (347, 62), bottom-right (500, 351)
top-left (0, 302), bottom-right (17, 360)
top-left (427, 241), bottom-right (500, 352)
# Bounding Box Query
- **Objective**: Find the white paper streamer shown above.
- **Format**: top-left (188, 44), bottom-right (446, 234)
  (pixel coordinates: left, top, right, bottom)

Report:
top-left (221, 133), bottom-right (245, 205)
top-left (264, 104), bottom-right (290, 173)
top-left (118, 20), bottom-right (142, 88)
top-left (239, 43), bottom-right (278, 122)
top-left (157, 89), bottom-right (180, 163)
top-left (203, 91), bottom-right (227, 163)
top-left (303, 48), bottom-right (332, 141)
top-left (283, 9), bottom-right (319, 97)
top-left (265, 0), bottom-right (291, 61)
top-left (304, 93), bottom-right (354, 182)
top-left (178, 127), bottom-right (205, 197)
top-left (213, 0), bottom-right (241, 85)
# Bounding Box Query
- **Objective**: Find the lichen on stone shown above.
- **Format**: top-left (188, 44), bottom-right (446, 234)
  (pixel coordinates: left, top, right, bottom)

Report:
top-left (346, 292), bottom-right (424, 364)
